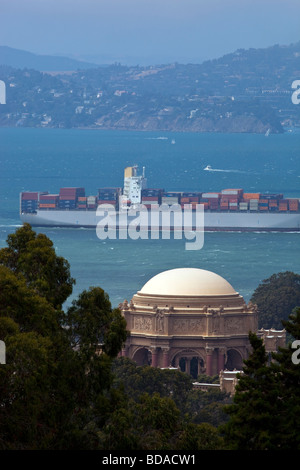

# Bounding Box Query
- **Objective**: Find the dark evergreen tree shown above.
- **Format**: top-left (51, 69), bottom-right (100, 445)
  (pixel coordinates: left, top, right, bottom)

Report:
top-left (251, 271), bottom-right (300, 329)
top-left (0, 225), bottom-right (128, 450)
top-left (269, 307), bottom-right (300, 449)
top-left (222, 332), bottom-right (282, 450)
top-left (0, 223), bottom-right (75, 309)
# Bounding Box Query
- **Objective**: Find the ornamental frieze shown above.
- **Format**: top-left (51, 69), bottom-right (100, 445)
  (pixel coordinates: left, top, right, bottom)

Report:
top-left (134, 315), bottom-right (153, 332)
top-left (225, 317), bottom-right (244, 333)
top-left (172, 318), bottom-right (205, 334)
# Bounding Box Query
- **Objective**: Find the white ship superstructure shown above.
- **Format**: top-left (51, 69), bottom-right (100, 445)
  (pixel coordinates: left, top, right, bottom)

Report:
top-left (120, 165), bottom-right (147, 208)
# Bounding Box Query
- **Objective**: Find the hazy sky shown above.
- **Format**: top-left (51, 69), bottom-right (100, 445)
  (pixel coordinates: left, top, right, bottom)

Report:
top-left (1, 0), bottom-right (299, 64)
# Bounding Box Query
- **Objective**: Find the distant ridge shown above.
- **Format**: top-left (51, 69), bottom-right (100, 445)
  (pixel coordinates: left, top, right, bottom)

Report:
top-left (0, 41), bottom-right (299, 133)
top-left (0, 46), bottom-right (99, 72)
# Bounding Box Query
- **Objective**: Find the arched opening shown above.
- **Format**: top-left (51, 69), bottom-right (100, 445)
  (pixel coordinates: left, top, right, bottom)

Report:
top-left (179, 357), bottom-right (186, 372)
top-left (225, 349), bottom-right (243, 370)
top-left (132, 347), bottom-right (151, 366)
top-left (173, 353), bottom-right (204, 378)
top-left (190, 357), bottom-right (201, 379)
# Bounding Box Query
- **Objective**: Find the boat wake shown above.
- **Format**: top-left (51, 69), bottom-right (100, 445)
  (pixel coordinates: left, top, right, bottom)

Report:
top-left (204, 165), bottom-right (246, 173)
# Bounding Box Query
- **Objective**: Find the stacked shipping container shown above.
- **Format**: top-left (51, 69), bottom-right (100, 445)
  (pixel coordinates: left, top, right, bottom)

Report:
top-left (21, 192), bottom-right (39, 213)
top-left (181, 192), bottom-right (201, 210)
top-left (288, 199), bottom-right (299, 211)
top-left (21, 186), bottom-right (300, 215)
top-left (141, 189), bottom-right (163, 209)
top-left (161, 192), bottom-right (181, 205)
top-left (39, 194), bottom-right (59, 209)
top-left (58, 187), bottom-right (85, 210)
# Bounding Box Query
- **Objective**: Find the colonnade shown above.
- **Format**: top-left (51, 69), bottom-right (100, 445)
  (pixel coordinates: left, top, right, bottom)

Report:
top-left (122, 345), bottom-right (238, 376)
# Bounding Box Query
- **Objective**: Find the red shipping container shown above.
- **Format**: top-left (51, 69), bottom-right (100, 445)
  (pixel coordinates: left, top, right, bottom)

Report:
top-left (22, 192), bottom-right (40, 200)
top-left (144, 204), bottom-right (159, 210)
top-left (221, 197), bottom-right (239, 203)
top-left (39, 204), bottom-right (56, 208)
top-left (142, 197), bottom-right (159, 201)
top-left (59, 196), bottom-right (77, 201)
top-left (97, 200), bottom-right (116, 205)
top-left (40, 194), bottom-right (59, 200)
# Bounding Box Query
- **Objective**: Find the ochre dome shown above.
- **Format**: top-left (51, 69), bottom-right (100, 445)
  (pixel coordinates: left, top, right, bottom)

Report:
top-left (139, 268), bottom-right (237, 297)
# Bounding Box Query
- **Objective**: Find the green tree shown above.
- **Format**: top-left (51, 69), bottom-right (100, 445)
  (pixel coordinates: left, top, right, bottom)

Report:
top-left (100, 392), bottom-right (182, 450)
top-left (0, 223), bottom-right (75, 309)
top-left (0, 225), bottom-right (128, 450)
top-left (176, 422), bottom-right (224, 450)
top-left (222, 332), bottom-right (282, 450)
top-left (0, 265), bottom-right (61, 336)
top-left (270, 307), bottom-right (300, 449)
top-left (251, 271), bottom-right (300, 329)
top-left (222, 309), bottom-right (300, 450)
top-left (112, 357), bottom-right (193, 409)
top-left (65, 286), bottom-right (128, 359)
top-left (0, 331), bottom-right (56, 448)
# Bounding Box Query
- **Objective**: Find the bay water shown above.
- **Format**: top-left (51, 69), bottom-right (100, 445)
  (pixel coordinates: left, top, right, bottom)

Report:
top-left (0, 127), bottom-right (299, 309)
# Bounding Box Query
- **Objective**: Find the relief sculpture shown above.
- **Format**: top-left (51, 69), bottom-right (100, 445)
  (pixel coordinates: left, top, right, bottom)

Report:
top-left (225, 317), bottom-right (244, 333)
top-left (173, 318), bottom-right (205, 333)
top-left (134, 316), bottom-right (152, 332)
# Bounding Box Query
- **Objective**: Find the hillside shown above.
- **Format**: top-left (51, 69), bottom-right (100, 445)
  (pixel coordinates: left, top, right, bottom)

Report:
top-left (0, 42), bottom-right (299, 133)
top-left (0, 46), bottom-right (98, 71)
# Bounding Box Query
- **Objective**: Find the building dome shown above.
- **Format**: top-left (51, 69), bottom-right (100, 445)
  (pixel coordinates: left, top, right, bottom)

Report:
top-left (120, 266), bottom-right (259, 377)
top-left (139, 268), bottom-right (237, 297)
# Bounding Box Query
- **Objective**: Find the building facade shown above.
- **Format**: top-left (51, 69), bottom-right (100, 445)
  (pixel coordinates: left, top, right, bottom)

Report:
top-left (119, 268), bottom-right (262, 377)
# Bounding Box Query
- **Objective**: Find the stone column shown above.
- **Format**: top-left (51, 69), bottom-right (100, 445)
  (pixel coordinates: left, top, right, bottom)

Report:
top-left (151, 348), bottom-right (158, 367)
top-left (120, 346), bottom-right (128, 357)
top-left (174, 355), bottom-right (180, 368)
top-left (162, 348), bottom-right (170, 368)
top-left (206, 347), bottom-right (214, 376)
top-left (218, 347), bottom-right (226, 373)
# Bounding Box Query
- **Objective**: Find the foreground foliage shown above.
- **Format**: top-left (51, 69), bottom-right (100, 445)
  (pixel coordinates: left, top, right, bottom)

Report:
top-left (0, 225), bottom-right (227, 450)
top-left (222, 308), bottom-right (300, 450)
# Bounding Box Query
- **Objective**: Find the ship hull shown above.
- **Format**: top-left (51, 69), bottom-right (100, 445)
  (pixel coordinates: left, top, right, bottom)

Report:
top-left (20, 209), bottom-right (300, 232)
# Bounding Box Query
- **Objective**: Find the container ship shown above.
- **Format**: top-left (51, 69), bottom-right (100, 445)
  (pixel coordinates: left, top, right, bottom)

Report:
top-left (20, 165), bottom-right (300, 232)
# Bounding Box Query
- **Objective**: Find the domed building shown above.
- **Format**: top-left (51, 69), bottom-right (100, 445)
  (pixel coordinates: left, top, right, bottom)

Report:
top-left (119, 268), bottom-right (259, 377)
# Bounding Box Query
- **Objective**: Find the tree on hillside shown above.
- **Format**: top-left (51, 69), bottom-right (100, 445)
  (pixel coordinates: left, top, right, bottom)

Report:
top-left (251, 271), bottom-right (300, 329)
top-left (0, 223), bottom-right (75, 309)
top-left (222, 309), bottom-right (300, 450)
top-left (221, 332), bottom-right (282, 450)
top-left (0, 265), bottom-right (61, 336)
top-left (65, 287), bottom-right (128, 360)
top-left (112, 357), bottom-right (193, 408)
top-left (0, 225), bottom-right (128, 450)
top-left (270, 307), bottom-right (300, 449)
